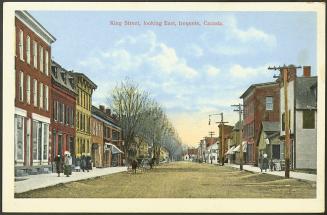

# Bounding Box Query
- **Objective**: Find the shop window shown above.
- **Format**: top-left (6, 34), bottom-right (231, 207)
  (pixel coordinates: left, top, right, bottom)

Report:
top-left (14, 115), bottom-right (24, 161)
top-left (272, 145), bottom-right (280, 159)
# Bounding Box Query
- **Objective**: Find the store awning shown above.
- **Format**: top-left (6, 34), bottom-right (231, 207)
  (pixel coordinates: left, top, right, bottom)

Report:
top-left (225, 146), bottom-right (236, 155)
top-left (105, 142), bottom-right (124, 154)
top-left (233, 141), bottom-right (247, 152)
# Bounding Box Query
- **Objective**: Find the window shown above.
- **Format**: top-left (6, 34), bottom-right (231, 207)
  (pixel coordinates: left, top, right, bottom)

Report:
top-left (45, 51), bottom-right (49, 75)
top-left (14, 115), bottom-right (24, 161)
top-left (33, 79), bottom-right (37, 107)
top-left (303, 110), bottom-right (315, 129)
top-left (19, 71), bottom-right (24, 102)
top-left (62, 103), bottom-right (65, 124)
top-left (266, 96), bottom-right (273, 111)
top-left (65, 106), bottom-right (69, 125)
top-left (26, 36), bottom-right (30, 64)
top-left (272, 145), bottom-right (280, 159)
top-left (53, 100), bottom-right (58, 121)
top-left (39, 83), bottom-right (43, 109)
top-left (19, 29), bottom-right (24, 61)
top-left (33, 41), bottom-right (37, 68)
top-left (45, 85), bottom-right (49, 111)
top-left (43, 124), bottom-right (49, 160)
top-left (32, 120), bottom-right (43, 160)
top-left (26, 75), bottom-right (30, 104)
top-left (40, 46), bottom-right (44, 72)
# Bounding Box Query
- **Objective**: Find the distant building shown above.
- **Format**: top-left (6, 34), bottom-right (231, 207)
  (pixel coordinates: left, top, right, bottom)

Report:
top-left (277, 66), bottom-right (317, 169)
top-left (14, 11), bottom-right (56, 176)
top-left (218, 124), bottom-right (233, 163)
top-left (257, 121), bottom-right (280, 162)
top-left (240, 81), bottom-right (280, 166)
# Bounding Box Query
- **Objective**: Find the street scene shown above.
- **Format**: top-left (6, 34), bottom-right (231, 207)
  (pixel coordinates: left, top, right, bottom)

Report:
top-left (10, 5), bottom-right (321, 206)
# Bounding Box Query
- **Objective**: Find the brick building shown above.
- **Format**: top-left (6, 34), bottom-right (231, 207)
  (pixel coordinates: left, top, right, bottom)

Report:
top-left (50, 61), bottom-right (76, 168)
top-left (14, 11), bottom-right (56, 176)
top-left (92, 105), bottom-right (124, 167)
top-left (240, 82), bottom-right (280, 166)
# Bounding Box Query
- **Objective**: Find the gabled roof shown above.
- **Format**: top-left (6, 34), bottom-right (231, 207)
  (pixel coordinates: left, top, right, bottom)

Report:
top-left (232, 120), bottom-right (243, 131)
top-left (295, 77), bottom-right (317, 110)
top-left (240, 82), bottom-right (278, 99)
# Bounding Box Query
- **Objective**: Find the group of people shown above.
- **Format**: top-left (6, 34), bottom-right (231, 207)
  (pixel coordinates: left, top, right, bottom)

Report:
top-left (259, 153), bottom-right (276, 172)
top-left (54, 152), bottom-right (92, 177)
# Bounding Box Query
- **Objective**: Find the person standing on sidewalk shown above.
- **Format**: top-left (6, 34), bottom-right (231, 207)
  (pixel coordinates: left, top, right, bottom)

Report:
top-left (63, 151), bottom-right (72, 177)
top-left (262, 153), bottom-right (269, 172)
top-left (54, 155), bottom-right (63, 177)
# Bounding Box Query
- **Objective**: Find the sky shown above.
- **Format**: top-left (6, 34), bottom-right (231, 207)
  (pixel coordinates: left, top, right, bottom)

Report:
top-left (29, 11), bottom-right (317, 147)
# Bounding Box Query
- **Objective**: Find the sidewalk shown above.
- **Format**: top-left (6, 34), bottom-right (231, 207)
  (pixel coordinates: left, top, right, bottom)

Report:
top-left (226, 163), bottom-right (316, 182)
top-left (15, 166), bottom-right (127, 194)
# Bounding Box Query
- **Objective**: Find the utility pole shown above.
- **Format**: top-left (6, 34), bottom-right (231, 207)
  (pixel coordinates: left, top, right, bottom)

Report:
top-left (268, 64), bottom-right (301, 178)
top-left (231, 103), bottom-right (243, 171)
top-left (209, 113), bottom-right (228, 166)
top-left (208, 131), bottom-right (215, 138)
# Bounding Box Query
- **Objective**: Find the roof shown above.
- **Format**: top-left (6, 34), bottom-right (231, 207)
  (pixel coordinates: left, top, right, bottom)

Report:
top-left (295, 77), bottom-right (317, 109)
top-left (262, 121), bottom-right (280, 132)
top-left (69, 71), bottom-right (97, 89)
top-left (232, 120), bottom-right (243, 131)
top-left (240, 82), bottom-right (278, 99)
top-left (51, 61), bottom-right (76, 95)
top-left (91, 105), bottom-right (120, 129)
top-left (15, 11), bottom-right (56, 44)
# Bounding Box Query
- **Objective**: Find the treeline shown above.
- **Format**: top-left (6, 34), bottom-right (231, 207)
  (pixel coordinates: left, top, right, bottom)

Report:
top-left (108, 79), bottom-right (183, 164)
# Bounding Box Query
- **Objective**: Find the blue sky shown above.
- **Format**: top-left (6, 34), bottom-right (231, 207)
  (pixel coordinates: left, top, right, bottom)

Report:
top-left (29, 11), bottom-right (317, 146)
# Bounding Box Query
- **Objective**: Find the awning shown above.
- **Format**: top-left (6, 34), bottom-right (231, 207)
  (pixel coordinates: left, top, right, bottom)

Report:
top-left (225, 146), bottom-right (236, 155)
top-left (105, 142), bottom-right (124, 154)
top-left (233, 141), bottom-right (247, 152)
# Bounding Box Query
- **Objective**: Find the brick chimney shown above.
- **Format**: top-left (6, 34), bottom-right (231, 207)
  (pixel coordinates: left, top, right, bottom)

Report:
top-left (105, 108), bottom-right (111, 115)
top-left (303, 66), bottom-right (311, 77)
top-left (99, 105), bottom-right (105, 112)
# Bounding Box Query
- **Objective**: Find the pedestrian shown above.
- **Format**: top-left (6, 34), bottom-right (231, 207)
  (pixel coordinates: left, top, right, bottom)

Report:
top-left (81, 155), bottom-right (86, 172)
top-left (63, 151), bottom-right (72, 177)
top-left (259, 154), bottom-right (263, 172)
top-left (54, 154), bottom-right (63, 177)
top-left (269, 159), bottom-right (275, 172)
top-left (262, 153), bottom-right (269, 172)
top-left (86, 155), bottom-right (92, 171)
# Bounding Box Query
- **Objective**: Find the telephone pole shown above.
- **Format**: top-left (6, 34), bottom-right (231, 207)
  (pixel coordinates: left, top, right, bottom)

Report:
top-left (231, 103), bottom-right (243, 171)
top-left (268, 65), bottom-right (301, 178)
top-left (209, 113), bottom-right (228, 166)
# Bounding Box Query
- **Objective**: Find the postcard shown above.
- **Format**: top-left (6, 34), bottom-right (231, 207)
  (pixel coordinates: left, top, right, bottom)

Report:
top-left (2, 2), bottom-right (325, 213)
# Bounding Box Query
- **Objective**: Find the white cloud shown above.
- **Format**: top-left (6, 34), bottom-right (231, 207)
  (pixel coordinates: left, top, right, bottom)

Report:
top-left (205, 65), bottom-right (221, 77)
top-left (227, 16), bottom-right (277, 48)
top-left (229, 64), bottom-right (270, 79)
top-left (188, 44), bottom-right (204, 57)
top-left (149, 43), bottom-right (198, 79)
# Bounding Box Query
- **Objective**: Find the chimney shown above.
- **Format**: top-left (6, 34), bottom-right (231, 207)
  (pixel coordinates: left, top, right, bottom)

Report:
top-left (99, 105), bottom-right (105, 112)
top-left (303, 66), bottom-right (311, 77)
top-left (105, 108), bottom-right (111, 115)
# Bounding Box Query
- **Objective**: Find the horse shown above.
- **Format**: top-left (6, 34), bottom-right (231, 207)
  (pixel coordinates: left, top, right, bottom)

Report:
top-left (131, 159), bottom-right (138, 174)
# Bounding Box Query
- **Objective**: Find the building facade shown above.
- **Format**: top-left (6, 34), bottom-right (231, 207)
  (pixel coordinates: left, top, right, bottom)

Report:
top-left (69, 72), bottom-right (97, 158)
top-left (278, 66), bottom-right (317, 169)
top-left (240, 82), bottom-right (280, 166)
top-left (90, 114), bottom-right (103, 167)
top-left (50, 61), bottom-right (76, 168)
top-left (92, 105), bottom-right (124, 167)
top-left (14, 11), bottom-right (56, 176)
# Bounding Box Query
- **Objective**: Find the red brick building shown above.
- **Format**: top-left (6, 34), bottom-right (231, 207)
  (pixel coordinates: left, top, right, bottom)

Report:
top-left (50, 61), bottom-right (76, 166)
top-left (14, 11), bottom-right (56, 176)
top-left (240, 82), bottom-right (280, 166)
